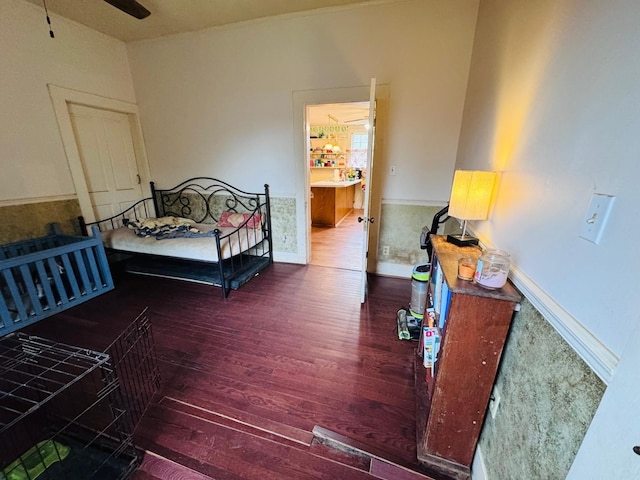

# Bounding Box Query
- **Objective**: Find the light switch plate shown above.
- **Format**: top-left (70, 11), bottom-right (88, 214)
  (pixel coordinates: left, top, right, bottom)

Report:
top-left (579, 193), bottom-right (615, 244)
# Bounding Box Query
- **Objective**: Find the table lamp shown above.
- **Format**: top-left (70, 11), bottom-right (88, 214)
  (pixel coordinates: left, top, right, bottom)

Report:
top-left (446, 170), bottom-right (496, 247)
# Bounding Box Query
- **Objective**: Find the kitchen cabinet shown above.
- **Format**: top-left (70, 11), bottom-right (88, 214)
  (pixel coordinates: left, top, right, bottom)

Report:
top-left (416, 235), bottom-right (521, 480)
top-left (310, 180), bottom-right (359, 227)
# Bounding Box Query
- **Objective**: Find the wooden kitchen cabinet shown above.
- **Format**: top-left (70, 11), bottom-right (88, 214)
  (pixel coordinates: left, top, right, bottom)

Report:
top-left (311, 183), bottom-right (356, 227)
top-left (416, 235), bottom-right (521, 480)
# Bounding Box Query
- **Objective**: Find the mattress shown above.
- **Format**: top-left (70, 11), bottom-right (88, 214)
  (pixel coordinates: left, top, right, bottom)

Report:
top-left (101, 223), bottom-right (264, 262)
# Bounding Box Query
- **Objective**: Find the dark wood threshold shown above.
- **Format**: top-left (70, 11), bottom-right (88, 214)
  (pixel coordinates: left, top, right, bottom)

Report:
top-left (313, 426), bottom-right (439, 480)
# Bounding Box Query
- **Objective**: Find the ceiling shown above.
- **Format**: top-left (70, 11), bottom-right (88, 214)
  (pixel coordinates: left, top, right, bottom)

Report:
top-left (308, 102), bottom-right (370, 126)
top-left (28, 0), bottom-right (371, 42)
top-left (27, 1), bottom-right (372, 123)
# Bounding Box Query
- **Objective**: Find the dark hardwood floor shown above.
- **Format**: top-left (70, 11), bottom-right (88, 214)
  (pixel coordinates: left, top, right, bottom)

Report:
top-left (24, 262), bottom-right (436, 479)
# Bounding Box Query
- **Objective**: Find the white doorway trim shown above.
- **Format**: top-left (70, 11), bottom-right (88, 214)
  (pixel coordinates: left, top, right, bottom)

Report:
top-left (48, 84), bottom-right (152, 224)
top-left (292, 84), bottom-right (388, 266)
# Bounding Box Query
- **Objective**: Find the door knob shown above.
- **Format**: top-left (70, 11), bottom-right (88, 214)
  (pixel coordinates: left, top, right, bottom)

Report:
top-left (358, 216), bottom-right (375, 224)
top-left (633, 446), bottom-right (640, 456)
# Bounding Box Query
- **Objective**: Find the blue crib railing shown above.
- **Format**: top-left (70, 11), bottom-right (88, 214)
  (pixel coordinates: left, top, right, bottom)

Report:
top-left (0, 225), bottom-right (113, 336)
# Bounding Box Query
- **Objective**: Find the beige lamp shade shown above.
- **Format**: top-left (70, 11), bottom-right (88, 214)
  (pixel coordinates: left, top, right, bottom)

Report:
top-left (448, 170), bottom-right (497, 220)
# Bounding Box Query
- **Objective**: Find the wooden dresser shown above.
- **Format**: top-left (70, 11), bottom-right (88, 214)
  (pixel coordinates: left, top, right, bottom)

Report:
top-left (416, 235), bottom-right (521, 479)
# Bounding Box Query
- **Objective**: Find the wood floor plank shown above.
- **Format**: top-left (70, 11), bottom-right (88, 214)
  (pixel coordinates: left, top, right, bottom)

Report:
top-left (136, 403), bottom-right (379, 480)
top-left (134, 451), bottom-right (216, 480)
top-left (158, 396), bottom-right (314, 447)
top-left (152, 331), bottom-right (416, 397)
top-left (25, 259), bottom-right (423, 478)
top-left (370, 458), bottom-right (440, 480)
top-left (156, 355), bottom-right (414, 416)
top-left (159, 381), bottom-right (415, 459)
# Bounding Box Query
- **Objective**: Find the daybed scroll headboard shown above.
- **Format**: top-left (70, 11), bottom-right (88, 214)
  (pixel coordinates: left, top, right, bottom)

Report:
top-left (151, 177), bottom-right (269, 226)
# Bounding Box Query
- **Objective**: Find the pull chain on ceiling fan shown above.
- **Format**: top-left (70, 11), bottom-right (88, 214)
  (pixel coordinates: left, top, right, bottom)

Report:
top-left (42, 0), bottom-right (54, 37)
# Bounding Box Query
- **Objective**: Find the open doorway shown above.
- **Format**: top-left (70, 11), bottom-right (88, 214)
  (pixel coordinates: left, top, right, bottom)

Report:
top-left (293, 83), bottom-right (386, 286)
top-left (307, 102), bottom-right (370, 271)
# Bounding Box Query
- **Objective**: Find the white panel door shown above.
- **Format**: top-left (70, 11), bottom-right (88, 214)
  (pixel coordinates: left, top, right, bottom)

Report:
top-left (359, 78), bottom-right (377, 303)
top-left (68, 104), bottom-right (144, 220)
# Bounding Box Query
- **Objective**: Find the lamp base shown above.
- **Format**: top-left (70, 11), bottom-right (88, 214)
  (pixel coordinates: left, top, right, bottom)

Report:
top-left (446, 234), bottom-right (479, 247)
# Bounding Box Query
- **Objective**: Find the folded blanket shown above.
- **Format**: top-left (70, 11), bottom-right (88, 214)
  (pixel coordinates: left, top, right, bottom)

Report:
top-left (154, 228), bottom-right (218, 240)
top-left (126, 216), bottom-right (216, 240)
top-left (134, 216), bottom-right (195, 228)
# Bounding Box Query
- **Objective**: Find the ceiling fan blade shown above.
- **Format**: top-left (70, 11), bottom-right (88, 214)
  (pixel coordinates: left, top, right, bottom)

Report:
top-left (104, 0), bottom-right (150, 19)
top-left (343, 117), bottom-right (368, 125)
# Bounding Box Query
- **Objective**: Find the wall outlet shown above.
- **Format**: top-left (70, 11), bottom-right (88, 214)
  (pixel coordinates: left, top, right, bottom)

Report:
top-left (390, 165), bottom-right (397, 176)
top-left (489, 385), bottom-right (501, 419)
top-left (382, 245), bottom-right (390, 256)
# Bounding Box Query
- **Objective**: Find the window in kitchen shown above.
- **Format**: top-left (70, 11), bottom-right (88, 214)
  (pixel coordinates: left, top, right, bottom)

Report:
top-left (350, 133), bottom-right (369, 167)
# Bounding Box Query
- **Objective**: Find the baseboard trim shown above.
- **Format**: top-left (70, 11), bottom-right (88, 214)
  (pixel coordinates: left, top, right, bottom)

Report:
top-left (273, 252), bottom-right (303, 264)
top-left (374, 261), bottom-right (412, 278)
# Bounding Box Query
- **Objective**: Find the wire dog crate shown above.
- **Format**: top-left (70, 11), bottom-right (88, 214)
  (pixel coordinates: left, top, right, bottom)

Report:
top-left (0, 309), bottom-right (160, 480)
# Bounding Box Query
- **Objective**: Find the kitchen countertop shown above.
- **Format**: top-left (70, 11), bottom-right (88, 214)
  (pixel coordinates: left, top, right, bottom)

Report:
top-left (310, 179), bottom-right (362, 188)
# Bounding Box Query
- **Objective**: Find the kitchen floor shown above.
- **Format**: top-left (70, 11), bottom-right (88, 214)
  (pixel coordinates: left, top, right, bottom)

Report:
top-left (311, 209), bottom-right (364, 271)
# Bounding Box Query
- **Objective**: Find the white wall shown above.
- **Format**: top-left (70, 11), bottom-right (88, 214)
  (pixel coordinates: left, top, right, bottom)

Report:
top-left (456, 0), bottom-right (640, 361)
top-left (457, 3), bottom-right (640, 476)
top-left (0, 0), bottom-right (136, 202)
top-left (126, 0), bottom-right (478, 202)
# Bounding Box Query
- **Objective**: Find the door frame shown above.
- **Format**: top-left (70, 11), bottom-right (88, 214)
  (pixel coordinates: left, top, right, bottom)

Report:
top-left (293, 84), bottom-right (388, 267)
top-left (48, 84), bottom-right (152, 224)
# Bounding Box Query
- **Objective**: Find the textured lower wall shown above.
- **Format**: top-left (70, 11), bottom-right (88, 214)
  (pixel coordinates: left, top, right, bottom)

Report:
top-left (270, 197), bottom-right (297, 254)
top-left (377, 204), bottom-right (447, 266)
top-left (478, 298), bottom-right (605, 480)
top-left (0, 199), bottom-right (81, 244)
top-left (0, 197), bottom-right (298, 256)
top-left (271, 199), bottom-right (445, 264)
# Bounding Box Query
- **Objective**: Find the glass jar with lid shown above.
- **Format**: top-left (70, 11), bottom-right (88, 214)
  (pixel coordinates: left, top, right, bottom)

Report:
top-left (474, 249), bottom-right (510, 289)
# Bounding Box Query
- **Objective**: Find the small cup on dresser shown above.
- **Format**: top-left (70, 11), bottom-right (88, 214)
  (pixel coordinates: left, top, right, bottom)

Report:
top-left (457, 257), bottom-right (477, 281)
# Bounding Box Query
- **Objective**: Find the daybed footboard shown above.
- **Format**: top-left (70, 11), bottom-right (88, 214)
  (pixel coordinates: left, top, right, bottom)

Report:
top-left (79, 178), bottom-right (273, 297)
